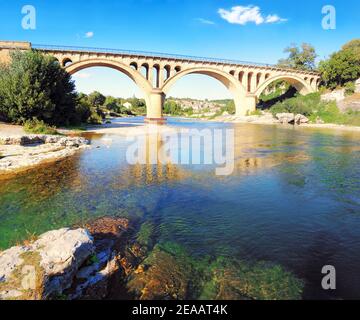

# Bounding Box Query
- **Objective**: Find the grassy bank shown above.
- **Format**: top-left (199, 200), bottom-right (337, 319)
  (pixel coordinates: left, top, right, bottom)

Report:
top-left (269, 93), bottom-right (360, 126)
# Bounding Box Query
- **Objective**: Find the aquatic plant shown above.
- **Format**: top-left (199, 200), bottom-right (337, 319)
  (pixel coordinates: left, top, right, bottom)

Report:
top-left (126, 242), bottom-right (304, 300)
top-left (199, 257), bottom-right (304, 300)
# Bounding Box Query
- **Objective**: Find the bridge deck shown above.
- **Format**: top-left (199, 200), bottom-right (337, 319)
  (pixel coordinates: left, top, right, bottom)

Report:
top-left (31, 44), bottom-right (319, 75)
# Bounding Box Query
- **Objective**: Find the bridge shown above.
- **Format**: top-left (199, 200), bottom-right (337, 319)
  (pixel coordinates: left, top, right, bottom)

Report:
top-left (0, 40), bottom-right (320, 122)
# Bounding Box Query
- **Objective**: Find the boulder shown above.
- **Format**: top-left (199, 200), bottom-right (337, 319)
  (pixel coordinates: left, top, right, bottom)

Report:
top-left (294, 114), bottom-right (309, 125)
top-left (276, 113), bottom-right (295, 124)
top-left (0, 228), bottom-right (94, 300)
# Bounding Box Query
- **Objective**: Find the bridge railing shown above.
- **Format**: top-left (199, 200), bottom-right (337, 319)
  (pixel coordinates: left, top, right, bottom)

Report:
top-left (32, 44), bottom-right (275, 68)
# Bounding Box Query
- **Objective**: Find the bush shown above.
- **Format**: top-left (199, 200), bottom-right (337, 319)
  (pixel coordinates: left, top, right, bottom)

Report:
top-left (87, 111), bottom-right (103, 125)
top-left (270, 93), bottom-right (320, 117)
top-left (24, 119), bottom-right (59, 135)
top-left (344, 81), bottom-right (356, 96)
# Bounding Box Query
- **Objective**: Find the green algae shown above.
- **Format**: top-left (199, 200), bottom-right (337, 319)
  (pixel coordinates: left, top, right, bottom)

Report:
top-left (126, 241), bottom-right (304, 300)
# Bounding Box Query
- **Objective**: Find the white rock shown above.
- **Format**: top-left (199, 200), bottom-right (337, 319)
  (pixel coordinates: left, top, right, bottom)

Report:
top-left (0, 228), bottom-right (94, 300)
top-left (276, 113), bottom-right (295, 124)
top-left (321, 89), bottom-right (345, 102)
top-left (294, 114), bottom-right (309, 125)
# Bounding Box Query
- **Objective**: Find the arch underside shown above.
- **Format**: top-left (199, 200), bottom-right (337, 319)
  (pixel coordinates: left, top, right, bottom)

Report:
top-left (255, 75), bottom-right (313, 97)
top-left (65, 59), bottom-right (153, 95)
top-left (162, 68), bottom-right (246, 96)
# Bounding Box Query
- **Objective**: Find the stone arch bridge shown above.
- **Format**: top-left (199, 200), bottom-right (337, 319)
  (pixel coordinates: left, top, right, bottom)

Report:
top-left (0, 40), bottom-right (320, 122)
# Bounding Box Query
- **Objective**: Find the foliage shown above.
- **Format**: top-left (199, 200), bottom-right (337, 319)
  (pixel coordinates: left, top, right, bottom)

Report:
top-left (87, 91), bottom-right (106, 108)
top-left (319, 39), bottom-right (360, 89)
top-left (0, 50), bottom-right (77, 126)
top-left (163, 100), bottom-right (182, 115)
top-left (270, 92), bottom-right (360, 126)
top-left (344, 81), bottom-right (356, 96)
top-left (278, 43), bottom-right (317, 71)
top-left (270, 93), bottom-right (321, 116)
top-left (24, 118), bottom-right (59, 135)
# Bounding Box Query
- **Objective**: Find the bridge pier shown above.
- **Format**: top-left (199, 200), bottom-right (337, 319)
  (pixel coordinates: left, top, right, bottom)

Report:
top-left (145, 90), bottom-right (166, 124)
top-left (235, 94), bottom-right (257, 116)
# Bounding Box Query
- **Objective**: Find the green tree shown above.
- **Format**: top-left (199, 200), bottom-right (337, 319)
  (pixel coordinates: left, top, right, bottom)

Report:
top-left (278, 43), bottom-right (317, 71)
top-left (164, 100), bottom-right (182, 115)
top-left (87, 91), bottom-right (106, 108)
top-left (319, 39), bottom-right (360, 89)
top-left (0, 50), bottom-right (77, 125)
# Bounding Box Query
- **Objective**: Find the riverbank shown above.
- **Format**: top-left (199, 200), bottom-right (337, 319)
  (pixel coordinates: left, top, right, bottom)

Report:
top-left (206, 113), bottom-right (360, 132)
top-left (0, 134), bottom-right (89, 177)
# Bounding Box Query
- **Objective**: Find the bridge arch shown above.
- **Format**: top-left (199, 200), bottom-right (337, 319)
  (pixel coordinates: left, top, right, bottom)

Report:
top-left (254, 74), bottom-right (313, 97)
top-left (161, 67), bottom-right (250, 116)
top-left (161, 67), bottom-right (247, 96)
top-left (65, 58), bottom-right (153, 97)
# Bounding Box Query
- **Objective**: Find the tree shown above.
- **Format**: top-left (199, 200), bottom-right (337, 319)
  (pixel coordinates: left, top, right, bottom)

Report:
top-left (319, 39), bottom-right (360, 89)
top-left (164, 100), bottom-right (182, 115)
top-left (87, 91), bottom-right (106, 108)
top-left (278, 43), bottom-right (317, 71)
top-left (0, 50), bottom-right (77, 125)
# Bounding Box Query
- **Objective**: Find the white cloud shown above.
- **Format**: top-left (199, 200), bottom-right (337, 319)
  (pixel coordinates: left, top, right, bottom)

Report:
top-left (73, 72), bottom-right (92, 79)
top-left (196, 18), bottom-right (216, 25)
top-left (84, 31), bottom-right (94, 38)
top-left (218, 5), bottom-right (287, 25)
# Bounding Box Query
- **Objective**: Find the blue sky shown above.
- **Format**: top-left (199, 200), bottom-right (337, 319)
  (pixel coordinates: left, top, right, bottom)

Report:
top-left (1, 0), bottom-right (359, 99)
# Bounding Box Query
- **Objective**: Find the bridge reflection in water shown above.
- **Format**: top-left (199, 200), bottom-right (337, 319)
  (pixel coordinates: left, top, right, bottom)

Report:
top-left (108, 123), bottom-right (313, 189)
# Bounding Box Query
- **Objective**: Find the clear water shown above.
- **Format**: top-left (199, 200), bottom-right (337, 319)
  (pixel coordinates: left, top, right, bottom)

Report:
top-left (0, 118), bottom-right (359, 299)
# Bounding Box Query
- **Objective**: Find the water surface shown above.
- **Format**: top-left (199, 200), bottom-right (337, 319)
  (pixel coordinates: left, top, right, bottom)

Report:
top-left (0, 118), bottom-right (359, 299)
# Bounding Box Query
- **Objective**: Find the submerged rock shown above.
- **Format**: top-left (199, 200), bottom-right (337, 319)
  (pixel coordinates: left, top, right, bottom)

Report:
top-left (126, 242), bottom-right (200, 300)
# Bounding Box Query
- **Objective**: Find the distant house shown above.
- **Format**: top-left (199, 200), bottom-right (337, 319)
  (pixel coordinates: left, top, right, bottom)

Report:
top-left (123, 102), bottom-right (132, 109)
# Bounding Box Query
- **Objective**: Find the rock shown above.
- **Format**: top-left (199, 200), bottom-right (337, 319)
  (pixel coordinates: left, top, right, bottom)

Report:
top-left (321, 89), bottom-right (345, 102)
top-left (276, 113), bottom-right (295, 124)
top-left (0, 228), bottom-right (94, 300)
top-left (84, 216), bottom-right (129, 240)
top-left (294, 114), bottom-right (309, 125)
top-left (126, 243), bottom-right (196, 300)
top-left (355, 78), bottom-right (360, 93)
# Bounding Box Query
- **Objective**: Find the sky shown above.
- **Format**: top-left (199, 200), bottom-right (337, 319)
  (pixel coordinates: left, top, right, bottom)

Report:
top-left (1, 0), bottom-right (359, 99)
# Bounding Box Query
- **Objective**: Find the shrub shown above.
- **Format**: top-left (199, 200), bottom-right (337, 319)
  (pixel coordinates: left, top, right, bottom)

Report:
top-left (344, 81), bottom-right (356, 96)
top-left (24, 118), bottom-right (59, 135)
top-left (87, 111), bottom-right (103, 125)
top-left (270, 93), bottom-right (320, 117)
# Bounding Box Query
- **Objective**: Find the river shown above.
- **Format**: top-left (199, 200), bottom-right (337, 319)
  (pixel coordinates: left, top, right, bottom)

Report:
top-left (0, 117), bottom-right (359, 299)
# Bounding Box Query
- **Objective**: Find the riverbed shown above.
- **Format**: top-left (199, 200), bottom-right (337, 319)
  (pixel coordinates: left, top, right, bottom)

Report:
top-left (0, 117), bottom-right (359, 299)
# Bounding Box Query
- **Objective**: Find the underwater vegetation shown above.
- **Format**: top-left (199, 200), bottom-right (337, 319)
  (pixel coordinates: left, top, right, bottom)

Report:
top-left (126, 223), bottom-right (304, 300)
